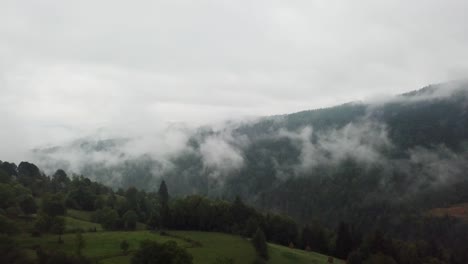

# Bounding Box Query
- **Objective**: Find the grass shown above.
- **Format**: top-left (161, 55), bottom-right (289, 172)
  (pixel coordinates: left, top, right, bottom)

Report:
top-left (17, 231), bottom-right (189, 260)
top-left (268, 243), bottom-right (342, 264)
top-left (64, 216), bottom-right (103, 232)
top-left (172, 231), bottom-right (256, 264)
top-left (17, 230), bottom-right (343, 264)
top-left (67, 209), bottom-right (146, 231)
top-left (67, 209), bottom-right (94, 222)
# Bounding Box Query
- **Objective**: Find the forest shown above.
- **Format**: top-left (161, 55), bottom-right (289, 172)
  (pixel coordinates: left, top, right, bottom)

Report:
top-left (1, 159), bottom-right (468, 263)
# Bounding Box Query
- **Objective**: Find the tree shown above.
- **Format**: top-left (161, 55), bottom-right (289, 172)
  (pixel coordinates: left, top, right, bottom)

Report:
top-left (93, 207), bottom-right (119, 230)
top-left (66, 185), bottom-right (96, 211)
top-left (0, 235), bottom-right (29, 264)
top-left (0, 183), bottom-right (15, 209)
top-left (0, 162), bottom-right (17, 178)
top-left (51, 217), bottom-right (66, 243)
top-left (0, 215), bottom-right (19, 235)
top-left (0, 169), bottom-right (10, 183)
top-left (18, 161), bottom-right (46, 195)
top-left (123, 210), bottom-right (138, 230)
top-left (347, 249), bottom-right (364, 264)
top-left (335, 222), bottom-right (353, 259)
top-left (158, 181), bottom-right (169, 208)
top-left (51, 169), bottom-right (70, 192)
top-left (19, 195), bottom-right (37, 214)
top-left (42, 194), bottom-right (66, 217)
top-left (231, 196), bottom-right (250, 229)
top-left (158, 180), bottom-right (170, 229)
top-left (301, 223), bottom-right (329, 254)
top-left (131, 240), bottom-right (192, 264)
top-left (363, 253), bottom-right (397, 264)
top-left (120, 240), bottom-right (130, 255)
top-left (75, 231), bottom-right (86, 256)
top-left (252, 228), bottom-right (269, 260)
top-left (147, 212), bottom-right (160, 230)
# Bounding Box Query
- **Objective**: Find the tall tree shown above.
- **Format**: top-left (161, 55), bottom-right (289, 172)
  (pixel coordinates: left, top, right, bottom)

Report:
top-left (51, 217), bottom-right (65, 243)
top-left (335, 222), bottom-right (353, 259)
top-left (252, 228), bottom-right (269, 260)
top-left (41, 194), bottom-right (66, 217)
top-left (123, 210), bottom-right (138, 230)
top-left (158, 180), bottom-right (170, 229)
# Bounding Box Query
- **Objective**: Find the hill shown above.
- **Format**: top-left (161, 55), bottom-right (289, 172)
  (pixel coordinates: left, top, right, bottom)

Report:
top-left (1, 159), bottom-right (466, 263)
top-left (17, 228), bottom-right (341, 264)
top-left (31, 81), bottom-right (468, 228)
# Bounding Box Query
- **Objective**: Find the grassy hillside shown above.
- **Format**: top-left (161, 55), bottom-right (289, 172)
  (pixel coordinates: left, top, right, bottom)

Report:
top-left (17, 229), bottom-right (342, 264)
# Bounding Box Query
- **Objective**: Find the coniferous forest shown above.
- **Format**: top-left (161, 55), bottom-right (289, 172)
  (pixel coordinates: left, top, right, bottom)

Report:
top-left (2, 1), bottom-right (468, 262)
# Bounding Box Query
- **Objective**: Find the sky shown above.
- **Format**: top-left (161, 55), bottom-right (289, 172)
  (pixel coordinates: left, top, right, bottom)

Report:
top-left (1, 0), bottom-right (468, 162)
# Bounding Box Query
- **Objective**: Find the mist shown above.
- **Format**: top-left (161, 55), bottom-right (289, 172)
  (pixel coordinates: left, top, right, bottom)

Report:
top-left (2, 1), bottom-right (468, 165)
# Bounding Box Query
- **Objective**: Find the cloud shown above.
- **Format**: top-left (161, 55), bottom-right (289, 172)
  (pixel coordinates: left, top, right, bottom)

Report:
top-left (366, 80), bottom-right (468, 106)
top-left (1, 1), bottom-right (468, 162)
top-left (278, 121), bottom-right (391, 171)
top-left (408, 145), bottom-right (468, 185)
top-left (199, 133), bottom-right (245, 175)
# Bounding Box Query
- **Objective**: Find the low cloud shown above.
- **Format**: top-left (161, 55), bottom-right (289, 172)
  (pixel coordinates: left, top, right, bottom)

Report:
top-left (279, 121), bottom-right (391, 171)
top-left (408, 145), bottom-right (468, 185)
top-left (199, 136), bottom-right (244, 174)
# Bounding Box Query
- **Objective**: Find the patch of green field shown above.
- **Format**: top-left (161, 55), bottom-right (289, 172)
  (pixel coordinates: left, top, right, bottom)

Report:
top-left (67, 209), bottom-right (94, 221)
top-left (173, 231), bottom-right (256, 264)
top-left (268, 243), bottom-right (343, 264)
top-left (17, 230), bottom-right (342, 264)
top-left (100, 255), bottom-right (131, 264)
top-left (17, 231), bottom-right (189, 260)
top-left (64, 216), bottom-right (103, 232)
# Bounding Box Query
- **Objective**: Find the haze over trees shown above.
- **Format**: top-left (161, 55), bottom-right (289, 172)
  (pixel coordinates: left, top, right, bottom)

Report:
top-left (1, 83), bottom-right (468, 263)
top-left (1, 154), bottom-right (468, 263)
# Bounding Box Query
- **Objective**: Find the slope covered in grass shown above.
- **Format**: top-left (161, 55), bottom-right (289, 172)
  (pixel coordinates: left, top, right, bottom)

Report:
top-left (17, 230), bottom-right (342, 264)
top-left (64, 216), bottom-right (103, 232)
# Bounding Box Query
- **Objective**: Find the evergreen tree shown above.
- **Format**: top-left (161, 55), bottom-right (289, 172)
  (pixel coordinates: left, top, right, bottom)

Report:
top-left (335, 222), bottom-right (353, 259)
top-left (252, 228), bottom-right (269, 260)
top-left (158, 180), bottom-right (170, 229)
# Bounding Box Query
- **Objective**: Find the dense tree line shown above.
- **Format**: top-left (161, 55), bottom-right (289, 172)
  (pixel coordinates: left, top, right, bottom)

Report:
top-left (1, 159), bottom-right (468, 263)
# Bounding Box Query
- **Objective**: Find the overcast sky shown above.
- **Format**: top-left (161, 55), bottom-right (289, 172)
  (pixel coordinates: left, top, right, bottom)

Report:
top-left (1, 0), bottom-right (468, 161)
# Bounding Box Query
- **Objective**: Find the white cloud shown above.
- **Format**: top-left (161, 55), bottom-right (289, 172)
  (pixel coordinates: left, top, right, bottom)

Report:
top-left (199, 135), bottom-right (244, 174)
top-left (279, 122), bottom-right (391, 170)
top-left (1, 0), bottom-right (468, 161)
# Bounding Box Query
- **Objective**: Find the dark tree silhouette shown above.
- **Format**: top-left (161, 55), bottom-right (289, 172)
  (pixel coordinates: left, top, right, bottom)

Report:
top-left (158, 180), bottom-right (170, 229)
top-left (335, 222), bottom-right (353, 259)
top-left (252, 228), bottom-right (269, 260)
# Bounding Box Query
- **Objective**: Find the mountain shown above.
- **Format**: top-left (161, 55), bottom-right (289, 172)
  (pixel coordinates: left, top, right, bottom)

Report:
top-left (32, 80), bottom-right (468, 230)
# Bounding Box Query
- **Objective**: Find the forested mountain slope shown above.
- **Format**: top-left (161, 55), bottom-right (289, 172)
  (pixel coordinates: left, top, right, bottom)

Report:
top-left (32, 81), bottom-right (468, 229)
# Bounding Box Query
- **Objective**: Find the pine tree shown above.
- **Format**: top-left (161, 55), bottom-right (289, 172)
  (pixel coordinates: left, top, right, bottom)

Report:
top-left (158, 180), bottom-right (170, 229)
top-left (335, 222), bottom-right (353, 259)
top-left (252, 228), bottom-right (269, 260)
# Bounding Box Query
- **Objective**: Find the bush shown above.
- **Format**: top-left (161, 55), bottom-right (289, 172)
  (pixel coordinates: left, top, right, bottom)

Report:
top-left (0, 214), bottom-right (19, 235)
top-left (36, 248), bottom-right (92, 264)
top-left (131, 240), bottom-right (192, 264)
top-left (120, 240), bottom-right (129, 254)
